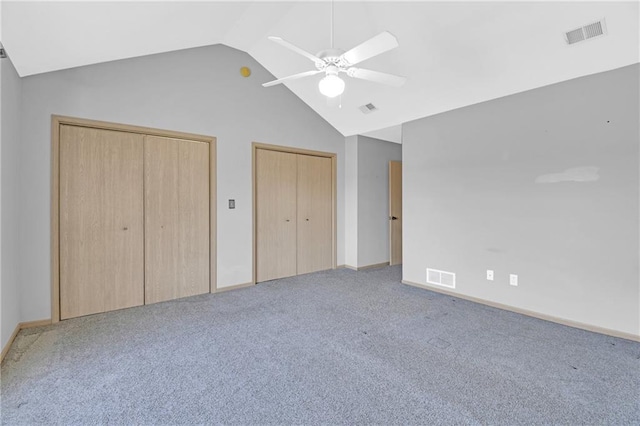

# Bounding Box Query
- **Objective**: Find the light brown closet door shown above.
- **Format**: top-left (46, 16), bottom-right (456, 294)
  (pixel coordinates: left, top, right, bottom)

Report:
top-left (60, 125), bottom-right (144, 319)
top-left (256, 149), bottom-right (297, 282)
top-left (389, 161), bottom-right (402, 265)
top-left (297, 154), bottom-right (332, 275)
top-left (144, 136), bottom-right (210, 304)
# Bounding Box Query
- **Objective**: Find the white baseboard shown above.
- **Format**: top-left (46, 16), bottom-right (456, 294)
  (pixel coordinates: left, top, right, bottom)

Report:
top-left (402, 280), bottom-right (639, 342)
top-left (214, 281), bottom-right (255, 293)
top-left (344, 262), bottom-right (390, 271)
top-left (1, 319), bottom-right (52, 363)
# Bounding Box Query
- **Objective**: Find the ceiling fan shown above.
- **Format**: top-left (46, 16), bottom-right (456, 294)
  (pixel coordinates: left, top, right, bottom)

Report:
top-left (262, 6), bottom-right (406, 98)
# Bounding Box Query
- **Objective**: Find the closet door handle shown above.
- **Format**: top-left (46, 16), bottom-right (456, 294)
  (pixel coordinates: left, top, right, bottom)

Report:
top-left (123, 227), bottom-right (129, 231)
top-left (285, 219), bottom-right (290, 222)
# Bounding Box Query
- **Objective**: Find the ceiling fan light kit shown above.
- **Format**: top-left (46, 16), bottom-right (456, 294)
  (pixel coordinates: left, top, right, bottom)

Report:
top-left (318, 66), bottom-right (345, 97)
top-left (262, 31), bottom-right (406, 99)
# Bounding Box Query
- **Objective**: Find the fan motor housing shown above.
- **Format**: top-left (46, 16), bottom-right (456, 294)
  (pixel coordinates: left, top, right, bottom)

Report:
top-left (316, 48), bottom-right (347, 70)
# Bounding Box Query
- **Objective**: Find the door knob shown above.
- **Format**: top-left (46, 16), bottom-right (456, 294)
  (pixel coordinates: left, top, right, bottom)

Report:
top-left (123, 227), bottom-right (129, 230)
top-left (391, 216), bottom-right (398, 220)
top-left (286, 219), bottom-right (290, 222)
top-left (306, 218), bottom-right (309, 221)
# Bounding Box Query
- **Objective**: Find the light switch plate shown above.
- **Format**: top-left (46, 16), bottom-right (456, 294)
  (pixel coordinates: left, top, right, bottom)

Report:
top-left (487, 270), bottom-right (494, 281)
top-left (229, 199), bottom-right (235, 209)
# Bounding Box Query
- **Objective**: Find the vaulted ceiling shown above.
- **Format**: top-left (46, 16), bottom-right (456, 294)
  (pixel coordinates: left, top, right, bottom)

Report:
top-left (2, 1), bottom-right (638, 143)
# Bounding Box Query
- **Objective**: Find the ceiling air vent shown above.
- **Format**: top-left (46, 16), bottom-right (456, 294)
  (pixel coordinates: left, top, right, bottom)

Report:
top-left (359, 103), bottom-right (378, 114)
top-left (565, 19), bottom-right (607, 45)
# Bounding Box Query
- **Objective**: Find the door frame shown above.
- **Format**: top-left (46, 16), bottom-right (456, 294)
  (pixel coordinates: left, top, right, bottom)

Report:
top-left (252, 142), bottom-right (337, 284)
top-left (51, 115), bottom-right (217, 323)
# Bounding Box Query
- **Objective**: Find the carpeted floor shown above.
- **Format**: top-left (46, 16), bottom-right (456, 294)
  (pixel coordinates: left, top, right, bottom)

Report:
top-left (1, 266), bottom-right (639, 425)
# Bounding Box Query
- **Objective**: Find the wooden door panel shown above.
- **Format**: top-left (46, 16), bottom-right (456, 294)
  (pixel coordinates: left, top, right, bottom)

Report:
top-left (144, 136), bottom-right (179, 303)
top-left (144, 136), bottom-right (209, 304)
top-left (178, 140), bottom-right (210, 298)
top-left (297, 154), bottom-right (332, 274)
top-left (60, 125), bottom-right (144, 319)
top-left (256, 149), bottom-right (297, 282)
top-left (389, 161), bottom-right (402, 265)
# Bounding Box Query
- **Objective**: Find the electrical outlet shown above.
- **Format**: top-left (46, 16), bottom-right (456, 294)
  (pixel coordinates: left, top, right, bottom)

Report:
top-left (486, 270), bottom-right (494, 281)
top-left (510, 274), bottom-right (518, 286)
top-left (229, 199), bottom-right (235, 209)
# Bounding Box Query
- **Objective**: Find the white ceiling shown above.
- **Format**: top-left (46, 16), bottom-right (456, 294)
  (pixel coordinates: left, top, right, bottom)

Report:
top-left (2, 1), bottom-right (638, 143)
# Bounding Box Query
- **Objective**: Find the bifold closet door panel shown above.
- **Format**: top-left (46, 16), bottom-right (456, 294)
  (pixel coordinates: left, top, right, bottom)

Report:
top-left (144, 136), bottom-right (210, 304)
top-left (296, 154), bottom-right (332, 275)
top-left (256, 149), bottom-right (297, 282)
top-left (60, 125), bottom-right (144, 319)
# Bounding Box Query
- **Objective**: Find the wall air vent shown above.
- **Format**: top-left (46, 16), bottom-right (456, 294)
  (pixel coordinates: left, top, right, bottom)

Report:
top-left (359, 103), bottom-right (378, 114)
top-left (426, 268), bottom-right (456, 289)
top-left (565, 19), bottom-right (607, 45)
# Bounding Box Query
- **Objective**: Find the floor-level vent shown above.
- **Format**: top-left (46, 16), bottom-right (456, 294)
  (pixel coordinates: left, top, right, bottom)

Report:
top-left (565, 19), bottom-right (607, 45)
top-left (426, 268), bottom-right (456, 289)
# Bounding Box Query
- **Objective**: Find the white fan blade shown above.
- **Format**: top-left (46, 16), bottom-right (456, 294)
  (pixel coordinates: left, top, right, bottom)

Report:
top-left (348, 68), bottom-right (406, 87)
top-left (262, 70), bottom-right (322, 87)
top-left (268, 36), bottom-right (323, 64)
top-left (342, 31), bottom-right (399, 66)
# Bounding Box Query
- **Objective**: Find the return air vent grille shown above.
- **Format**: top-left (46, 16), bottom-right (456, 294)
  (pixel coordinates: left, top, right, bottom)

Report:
top-left (565, 19), bottom-right (607, 45)
top-left (565, 28), bottom-right (585, 44)
top-left (584, 21), bottom-right (604, 39)
top-left (359, 103), bottom-right (378, 114)
top-left (426, 268), bottom-right (456, 289)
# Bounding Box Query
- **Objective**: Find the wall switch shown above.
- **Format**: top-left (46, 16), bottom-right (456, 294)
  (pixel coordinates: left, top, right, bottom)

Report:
top-left (510, 274), bottom-right (518, 286)
top-left (229, 199), bottom-right (235, 209)
top-left (486, 270), bottom-right (494, 281)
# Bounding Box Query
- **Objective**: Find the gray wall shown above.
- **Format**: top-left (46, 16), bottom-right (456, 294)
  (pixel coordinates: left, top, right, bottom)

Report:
top-left (403, 64), bottom-right (639, 337)
top-left (1, 54), bottom-right (23, 349)
top-left (344, 135), bottom-right (402, 268)
top-left (357, 136), bottom-right (401, 267)
top-left (19, 44), bottom-right (345, 322)
top-left (345, 135), bottom-right (358, 267)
